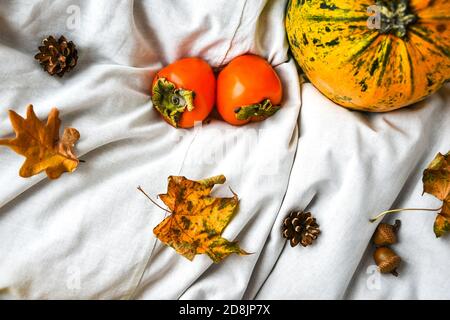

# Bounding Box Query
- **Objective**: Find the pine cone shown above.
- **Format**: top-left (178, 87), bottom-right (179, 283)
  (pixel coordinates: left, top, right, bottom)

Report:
top-left (35, 36), bottom-right (78, 77)
top-left (282, 211), bottom-right (320, 247)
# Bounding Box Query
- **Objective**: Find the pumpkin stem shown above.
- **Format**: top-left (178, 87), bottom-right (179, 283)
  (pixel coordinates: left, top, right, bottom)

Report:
top-left (376, 0), bottom-right (417, 38)
top-left (234, 98), bottom-right (280, 121)
top-left (151, 77), bottom-right (195, 127)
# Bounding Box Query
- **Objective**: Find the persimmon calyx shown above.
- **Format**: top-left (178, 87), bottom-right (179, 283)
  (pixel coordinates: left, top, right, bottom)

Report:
top-left (151, 77), bottom-right (195, 127)
top-left (234, 98), bottom-right (280, 121)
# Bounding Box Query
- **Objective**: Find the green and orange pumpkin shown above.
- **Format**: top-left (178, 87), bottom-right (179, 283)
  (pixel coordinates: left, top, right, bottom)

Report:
top-left (286, 0), bottom-right (450, 112)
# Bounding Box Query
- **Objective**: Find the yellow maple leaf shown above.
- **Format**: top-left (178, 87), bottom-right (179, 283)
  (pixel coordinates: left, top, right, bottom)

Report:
top-left (141, 175), bottom-right (248, 263)
top-left (423, 151), bottom-right (450, 237)
top-left (0, 104), bottom-right (80, 179)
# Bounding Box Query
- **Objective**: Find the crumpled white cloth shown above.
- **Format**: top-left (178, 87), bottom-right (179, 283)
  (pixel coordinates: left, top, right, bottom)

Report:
top-left (0, 0), bottom-right (449, 300)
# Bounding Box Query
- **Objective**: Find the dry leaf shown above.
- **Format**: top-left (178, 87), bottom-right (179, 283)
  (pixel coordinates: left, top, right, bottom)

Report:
top-left (0, 104), bottom-right (80, 179)
top-left (152, 174), bottom-right (248, 263)
top-left (422, 151), bottom-right (450, 237)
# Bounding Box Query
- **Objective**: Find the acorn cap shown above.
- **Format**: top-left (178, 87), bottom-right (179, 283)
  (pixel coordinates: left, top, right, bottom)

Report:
top-left (373, 220), bottom-right (401, 246)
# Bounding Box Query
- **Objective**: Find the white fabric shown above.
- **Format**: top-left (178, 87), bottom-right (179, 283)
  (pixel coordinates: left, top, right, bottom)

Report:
top-left (0, 0), bottom-right (448, 300)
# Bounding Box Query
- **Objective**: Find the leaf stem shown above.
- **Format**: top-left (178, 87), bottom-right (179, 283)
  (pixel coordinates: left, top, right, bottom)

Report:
top-left (198, 175), bottom-right (226, 187)
top-left (137, 186), bottom-right (172, 214)
top-left (369, 206), bottom-right (442, 223)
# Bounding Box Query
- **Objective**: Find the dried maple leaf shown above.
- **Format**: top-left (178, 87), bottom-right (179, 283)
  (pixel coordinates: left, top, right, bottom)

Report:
top-left (423, 151), bottom-right (450, 237)
top-left (144, 174), bottom-right (248, 263)
top-left (0, 104), bottom-right (80, 179)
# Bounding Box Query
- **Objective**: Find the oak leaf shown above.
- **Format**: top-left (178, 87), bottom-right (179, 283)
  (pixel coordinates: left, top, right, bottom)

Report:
top-left (151, 175), bottom-right (248, 263)
top-left (422, 152), bottom-right (450, 237)
top-left (0, 104), bottom-right (80, 179)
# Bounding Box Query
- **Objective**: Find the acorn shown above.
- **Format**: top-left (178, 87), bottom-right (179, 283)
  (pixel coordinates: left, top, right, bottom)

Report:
top-left (374, 247), bottom-right (401, 276)
top-left (373, 219), bottom-right (401, 246)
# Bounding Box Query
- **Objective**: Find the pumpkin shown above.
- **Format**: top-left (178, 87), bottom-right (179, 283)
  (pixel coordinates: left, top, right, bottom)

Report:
top-left (286, 0), bottom-right (450, 112)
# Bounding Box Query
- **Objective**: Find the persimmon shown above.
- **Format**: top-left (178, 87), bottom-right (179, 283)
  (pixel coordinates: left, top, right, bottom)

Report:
top-left (217, 54), bottom-right (283, 126)
top-left (151, 58), bottom-right (215, 128)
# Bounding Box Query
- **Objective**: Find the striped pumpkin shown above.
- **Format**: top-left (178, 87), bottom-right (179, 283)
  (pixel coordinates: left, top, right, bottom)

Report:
top-left (286, 0), bottom-right (450, 112)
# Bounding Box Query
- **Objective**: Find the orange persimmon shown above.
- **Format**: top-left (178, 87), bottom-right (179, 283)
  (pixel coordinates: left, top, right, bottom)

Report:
top-left (151, 58), bottom-right (215, 128)
top-left (217, 54), bottom-right (283, 126)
